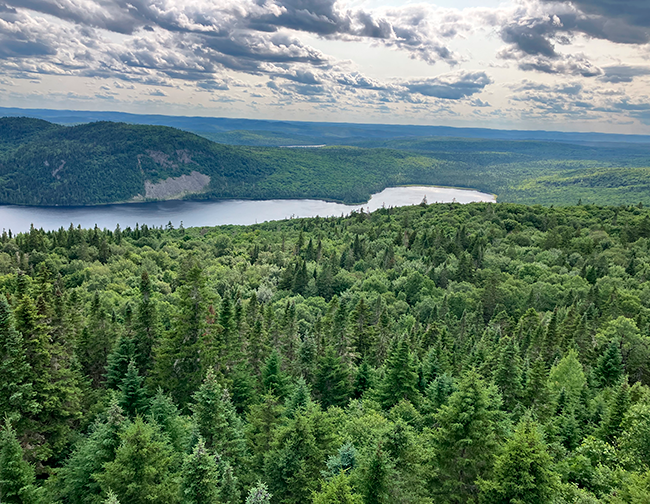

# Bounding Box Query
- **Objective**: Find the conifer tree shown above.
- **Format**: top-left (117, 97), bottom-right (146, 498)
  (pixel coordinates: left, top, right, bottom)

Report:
top-left (0, 419), bottom-right (38, 504)
top-left (597, 340), bottom-right (624, 388)
top-left (0, 297), bottom-right (38, 428)
top-left (118, 360), bottom-right (148, 418)
top-left (377, 337), bottom-right (420, 409)
top-left (478, 418), bottom-right (559, 503)
top-left (359, 444), bottom-right (392, 504)
top-left (133, 271), bottom-right (158, 375)
top-left (246, 393), bottom-right (284, 474)
top-left (153, 265), bottom-right (208, 409)
top-left (350, 298), bottom-right (374, 362)
top-left (432, 370), bottom-right (501, 502)
top-left (314, 346), bottom-right (351, 408)
top-left (353, 358), bottom-right (373, 399)
top-left (261, 350), bottom-right (288, 399)
top-left (218, 462), bottom-right (240, 504)
top-left (97, 417), bottom-right (180, 504)
top-left (181, 438), bottom-right (220, 504)
top-left (104, 334), bottom-right (135, 390)
top-left (494, 337), bottom-right (523, 411)
top-left (247, 319), bottom-right (267, 377)
top-left (191, 369), bottom-right (247, 468)
top-left (59, 401), bottom-right (126, 504)
top-left (285, 377), bottom-right (312, 419)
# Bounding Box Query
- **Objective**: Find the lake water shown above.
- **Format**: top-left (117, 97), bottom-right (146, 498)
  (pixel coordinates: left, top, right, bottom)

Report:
top-left (0, 186), bottom-right (495, 233)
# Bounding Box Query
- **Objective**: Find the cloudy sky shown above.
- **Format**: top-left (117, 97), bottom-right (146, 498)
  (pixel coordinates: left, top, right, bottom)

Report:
top-left (1, 0), bottom-right (650, 133)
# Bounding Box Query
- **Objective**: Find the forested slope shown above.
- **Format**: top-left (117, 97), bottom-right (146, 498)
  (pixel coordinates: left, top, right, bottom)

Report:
top-left (3, 116), bottom-right (650, 207)
top-left (2, 202), bottom-right (650, 502)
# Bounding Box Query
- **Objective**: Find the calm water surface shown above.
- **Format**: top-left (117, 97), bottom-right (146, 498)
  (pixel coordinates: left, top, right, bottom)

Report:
top-left (0, 186), bottom-right (494, 233)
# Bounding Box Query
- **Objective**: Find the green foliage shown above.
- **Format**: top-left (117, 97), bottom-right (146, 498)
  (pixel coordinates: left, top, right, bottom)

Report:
top-left (313, 471), bottom-right (362, 504)
top-left (181, 438), bottom-right (220, 504)
top-left (96, 417), bottom-right (180, 504)
top-left (0, 419), bottom-right (38, 504)
top-left (478, 418), bottom-right (559, 503)
top-left (6, 200), bottom-right (650, 502)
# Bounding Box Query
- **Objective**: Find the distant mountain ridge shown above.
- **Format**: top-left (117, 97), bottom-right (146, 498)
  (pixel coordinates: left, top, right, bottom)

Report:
top-left (2, 106), bottom-right (650, 146)
top-left (2, 116), bottom-right (650, 208)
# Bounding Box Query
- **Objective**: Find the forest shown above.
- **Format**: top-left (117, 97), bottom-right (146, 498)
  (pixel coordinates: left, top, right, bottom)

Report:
top-left (2, 201), bottom-right (650, 503)
top-left (2, 116), bottom-right (650, 207)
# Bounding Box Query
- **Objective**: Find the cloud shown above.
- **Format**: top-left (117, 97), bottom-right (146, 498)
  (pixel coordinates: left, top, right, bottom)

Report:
top-left (600, 65), bottom-right (650, 84)
top-left (402, 71), bottom-right (491, 100)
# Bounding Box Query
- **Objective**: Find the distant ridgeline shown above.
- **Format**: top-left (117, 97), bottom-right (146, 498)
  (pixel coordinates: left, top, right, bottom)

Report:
top-left (1, 116), bottom-right (650, 206)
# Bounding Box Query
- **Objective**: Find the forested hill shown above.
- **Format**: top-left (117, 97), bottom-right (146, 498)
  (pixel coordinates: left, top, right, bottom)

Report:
top-left (3, 202), bottom-right (650, 502)
top-left (4, 116), bottom-right (650, 207)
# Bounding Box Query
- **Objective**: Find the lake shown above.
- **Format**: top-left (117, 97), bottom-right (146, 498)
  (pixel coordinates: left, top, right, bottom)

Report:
top-left (0, 186), bottom-right (495, 233)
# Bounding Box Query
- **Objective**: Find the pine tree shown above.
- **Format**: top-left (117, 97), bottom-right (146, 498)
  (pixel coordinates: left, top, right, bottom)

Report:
top-left (596, 340), bottom-right (624, 388)
top-left (181, 438), bottom-right (220, 504)
top-left (191, 369), bottom-right (247, 468)
top-left (285, 377), bottom-right (312, 419)
top-left (105, 334), bottom-right (135, 390)
top-left (493, 337), bottom-right (523, 412)
top-left (0, 297), bottom-right (38, 428)
top-left (377, 337), bottom-right (420, 409)
top-left (261, 350), bottom-right (288, 399)
top-left (133, 271), bottom-right (158, 375)
top-left (97, 417), bottom-right (180, 504)
top-left (0, 419), bottom-right (38, 504)
top-left (359, 444), bottom-right (392, 504)
top-left (59, 401), bottom-right (126, 504)
top-left (153, 265), bottom-right (209, 409)
top-left (478, 418), bottom-right (559, 503)
top-left (314, 347), bottom-right (352, 408)
top-left (433, 370), bottom-right (501, 502)
top-left (118, 360), bottom-right (148, 418)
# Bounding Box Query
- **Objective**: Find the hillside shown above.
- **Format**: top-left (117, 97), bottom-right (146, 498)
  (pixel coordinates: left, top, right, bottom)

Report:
top-left (2, 117), bottom-right (650, 206)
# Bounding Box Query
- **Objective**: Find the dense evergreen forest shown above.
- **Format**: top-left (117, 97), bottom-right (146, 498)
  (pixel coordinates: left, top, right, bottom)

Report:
top-left (3, 116), bottom-right (650, 207)
top-left (2, 201), bottom-right (650, 502)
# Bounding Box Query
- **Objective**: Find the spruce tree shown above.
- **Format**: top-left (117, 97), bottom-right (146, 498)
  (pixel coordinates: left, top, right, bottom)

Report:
top-left (59, 401), bottom-right (126, 504)
top-left (478, 418), bottom-right (559, 503)
top-left (377, 337), bottom-right (420, 409)
top-left (181, 438), bottom-right (220, 504)
top-left (118, 360), bottom-right (148, 418)
top-left (493, 337), bottom-right (523, 412)
top-left (433, 370), bottom-right (501, 502)
top-left (246, 393), bottom-right (284, 474)
top-left (97, 418), bottom-right (180, 504)
top-left (596, 340), bottom-right (624, 388)
top-left (285, 377), bottom-right (312, 419)
top-left (0, 419), bottom-right (38, 504)
top-left (105, 334), bottom-right (135, 390)
top-left (359, 444), bottom-right (392, 504)
top-left (314, 347), bottom-right (352, 409)
top-left (191, 369), bottom-right (246, 468)
top-left (0, 297), bottom-right (38, 428)
top-left (261, 350), bottom-right (288, 399)
top-left (133, 271), bottom-right (158, 375)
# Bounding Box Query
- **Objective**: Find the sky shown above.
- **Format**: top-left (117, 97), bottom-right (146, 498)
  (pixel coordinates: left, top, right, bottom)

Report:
top-left (1, 0), bottom-right (650, 133)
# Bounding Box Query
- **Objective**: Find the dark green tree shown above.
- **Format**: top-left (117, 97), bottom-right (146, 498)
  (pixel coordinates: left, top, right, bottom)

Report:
top-left (596, 341), bottom-right (624, 388)
top-left (118, 360), bottom-right (148, 418)
top-left (432, 370), bottom-right (502, 503)
top-left (0, 419), bottom-right (38, 504)
top-left (314, 347), bottom-right (351, 409)
top-left (377, 338), bottom-right (420, 409)
top-left (478, 418), bottom-right (559, 504)
top-left (181, 438), bottom-right (220, 504)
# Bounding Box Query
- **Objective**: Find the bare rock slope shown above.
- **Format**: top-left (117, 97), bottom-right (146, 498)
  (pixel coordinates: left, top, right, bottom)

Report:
top-left (144, 171), bottom-right (211, 199)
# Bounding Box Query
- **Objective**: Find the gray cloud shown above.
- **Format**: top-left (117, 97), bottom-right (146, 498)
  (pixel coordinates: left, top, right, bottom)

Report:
top-left (402, 71), bottom-right (491, 100)
top-left (600, 65), bottom-right (650, 83)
